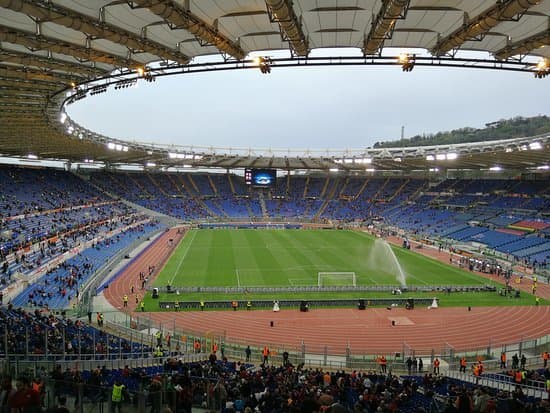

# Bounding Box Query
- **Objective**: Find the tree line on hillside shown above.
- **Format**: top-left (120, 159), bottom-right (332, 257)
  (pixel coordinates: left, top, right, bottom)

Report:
top-left (373, 115), bottom-right (550, 148)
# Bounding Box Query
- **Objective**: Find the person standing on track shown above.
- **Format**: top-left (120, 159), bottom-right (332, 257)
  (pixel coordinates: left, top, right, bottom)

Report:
top-left (433, 357), bottom-right (440, 374)
top-left (379, 355), bottom-right (387, 374)
top-left (262, 346), bottom-right (270, 365)
top-left (500, 352), bottom-right (506, 369)
top-left (460, 357), bottom-right (467, 373)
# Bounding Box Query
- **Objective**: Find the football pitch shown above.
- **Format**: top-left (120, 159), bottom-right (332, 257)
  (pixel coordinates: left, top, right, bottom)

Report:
top-left (154, 229), bottom-right (488, 288)
top-left (146, 229), bottom-right (543, 306)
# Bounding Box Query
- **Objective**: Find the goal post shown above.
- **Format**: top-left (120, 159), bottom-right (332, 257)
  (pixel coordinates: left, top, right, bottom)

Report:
top-left (317, 272), bottom-right (357, 287)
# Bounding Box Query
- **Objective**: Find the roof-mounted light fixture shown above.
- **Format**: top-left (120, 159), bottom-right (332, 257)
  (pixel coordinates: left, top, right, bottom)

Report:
top-left (398, 53), bottom-right (415, 72)
top-left (254, 56), bottom-right (272, 74)
top-left (534, 58), bottom-right (549, 79)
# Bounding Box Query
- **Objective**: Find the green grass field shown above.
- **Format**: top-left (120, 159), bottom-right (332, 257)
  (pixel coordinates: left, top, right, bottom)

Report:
top-left (155, 229), bottom-right (488, 288)
top-left (145, 229), bottom-right (545, 308)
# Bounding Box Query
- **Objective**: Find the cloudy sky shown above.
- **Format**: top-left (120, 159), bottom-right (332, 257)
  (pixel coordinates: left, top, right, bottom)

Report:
top-left (67, 49), bottom-right (549, 152)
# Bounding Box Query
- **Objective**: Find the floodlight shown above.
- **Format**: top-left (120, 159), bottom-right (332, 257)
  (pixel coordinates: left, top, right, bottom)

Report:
top-left (536, 165), bottom-right (549, 170)
top-left (534, 58), bottom-right (549, 78)
top-left (107, 142), bottom-right (116, 150)
top-left (255, 56), bottom-right (271, 74)
top-left (146, 162), bottom-right (156, 167)
top-left (27, 154), bottom-right (38, 160)
top-left (398, 53), bottom-right (409, 64)
top-left (426, 155), bottom-right (435, 161)
top-left (529, 141), bottom-right (542, 150)
top-left (435, 154), bottom-right (446, 160)
top-left (398, 53), bottom-right (415, 72)
top-left (489, 166), bottom-right (502, 171)
top-left (446, 153), bottom-right (458, 160)
top-left (329, 168), bottom-right (339, 172)
top-left (60, 113), bottom-right (67, 124)
top-left (366, 168), bottom-right (375, 172)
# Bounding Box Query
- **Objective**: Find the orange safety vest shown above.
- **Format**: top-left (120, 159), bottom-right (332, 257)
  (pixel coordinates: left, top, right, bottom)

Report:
top-left (194, 340), bottom-right (200, 349)
top-left (380, 356), bottom-right (387, 365)
top-left (434, 359), bottom-right (440, 367)
top-left (473, 365), bottom-right (479, 376)
top-left (515, 371), bottom-right (522, 383)
top-left (263, 347), bottom-right (269, 356)
top-left (543, 352), bottom-right (549, 361)
top-left (501, 353), bottom-right (506, 362)
top-left (32, 382), bottom-right (43, 393)
top-left (460, 358), bottom-right (466, 367)
top-left (212, 343), bottom-right (218, 352)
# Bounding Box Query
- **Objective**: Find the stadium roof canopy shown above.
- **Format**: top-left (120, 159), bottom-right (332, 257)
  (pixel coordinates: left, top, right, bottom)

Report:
top-left (0, 0), bottom-right (548, 172)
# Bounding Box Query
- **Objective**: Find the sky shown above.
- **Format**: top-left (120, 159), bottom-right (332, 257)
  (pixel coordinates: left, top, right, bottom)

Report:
top-left (67, 49), bottom-right (549, 152)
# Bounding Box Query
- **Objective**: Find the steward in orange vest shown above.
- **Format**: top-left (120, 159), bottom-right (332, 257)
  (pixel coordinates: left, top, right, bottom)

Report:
top-left (459, 357), bottom-right (467, 373)
top-left (379, 355), bottom-right (387, 373)
top-left (433, 358), bottom-right (440, 374)
top-left (500, 352), bottom-right (506, 368)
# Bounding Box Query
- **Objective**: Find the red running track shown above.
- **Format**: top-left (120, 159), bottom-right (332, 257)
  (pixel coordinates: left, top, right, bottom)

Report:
top-left (104, 227), bottom-right (185, 311)
top-left (105, 228), bottom-right (550, 355)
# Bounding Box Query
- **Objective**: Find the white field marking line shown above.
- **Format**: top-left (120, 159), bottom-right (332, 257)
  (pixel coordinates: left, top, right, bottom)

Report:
top-left (170, 230), bottom-right (197, 284)
top-left (230, 265), bottom-right (319, 272)
top-left (235, 268), bottom-right (241, 288)
top-left (288, 278), bottom-right (314, 286)
top-left (403, 272), bottom-right (429, 285)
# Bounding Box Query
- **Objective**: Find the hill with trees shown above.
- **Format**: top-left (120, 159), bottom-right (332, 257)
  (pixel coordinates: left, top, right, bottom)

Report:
top-left (373, 115), bottom-right (550, 148)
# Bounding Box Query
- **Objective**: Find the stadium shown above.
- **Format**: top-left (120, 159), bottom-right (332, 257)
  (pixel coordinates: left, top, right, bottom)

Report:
top-left (0, 1), bottom-right (549, 412)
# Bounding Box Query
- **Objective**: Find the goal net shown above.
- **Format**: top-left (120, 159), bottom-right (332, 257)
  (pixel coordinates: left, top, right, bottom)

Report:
top-left (317, 272), bottom-right (357, 287)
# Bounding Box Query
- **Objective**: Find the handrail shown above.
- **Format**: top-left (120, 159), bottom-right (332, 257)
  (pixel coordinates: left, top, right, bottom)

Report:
top-left (446, 370), bottom-right (547, 399)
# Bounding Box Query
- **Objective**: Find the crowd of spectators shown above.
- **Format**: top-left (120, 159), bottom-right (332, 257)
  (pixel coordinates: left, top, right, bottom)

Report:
top-left (87, 170), bottom-right (549, 268)
top-left (10, 218), bottom-right (161, 309)
top-left (1, 353), bottom-right (549, 413)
